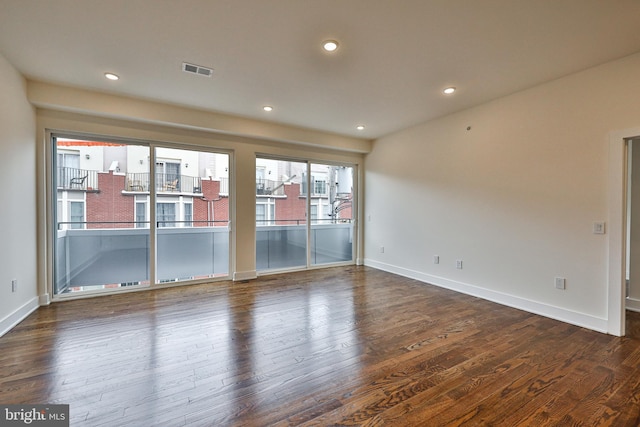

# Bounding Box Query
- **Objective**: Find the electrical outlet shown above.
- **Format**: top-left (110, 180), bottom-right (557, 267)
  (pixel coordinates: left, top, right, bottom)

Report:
top-left (11, 279), bottom-right (17, 293)
top-left (433, 255), bottom-right (440, 264)
top-left (555, 277), bottom-right (566, 290)
top-left (456, 260), bottom-right (463, 269)
top-left (593, 222), bottom-right (606, 234)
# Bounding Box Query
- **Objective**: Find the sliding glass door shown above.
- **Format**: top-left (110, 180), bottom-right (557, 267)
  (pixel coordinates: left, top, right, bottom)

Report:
top-left (54, 137), bottom-right (151, 294)
top-left (256, 157), bottom-right (355, 272)
top-left (310, 164), bottom-right (354, 266)
top-left (255, 158), bottom-right (308, 270)
top-left (52, 136), bottom-right (230, 296)
top-left (155, 147), bottom-right (229, 283)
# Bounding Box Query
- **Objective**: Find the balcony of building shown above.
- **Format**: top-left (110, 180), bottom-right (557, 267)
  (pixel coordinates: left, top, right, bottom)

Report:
top-left (57, 167), bottom-right (99, 191)
top-left (256, 178), bottom-right (287, 196)
top-left (124, 173), bottom-right (203, 194)
top-left (55, 219), bottom-right (353, 294)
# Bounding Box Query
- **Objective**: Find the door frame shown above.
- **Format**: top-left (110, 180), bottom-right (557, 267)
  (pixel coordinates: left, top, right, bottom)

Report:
top-left (608, 127), bottom-right (640, 336)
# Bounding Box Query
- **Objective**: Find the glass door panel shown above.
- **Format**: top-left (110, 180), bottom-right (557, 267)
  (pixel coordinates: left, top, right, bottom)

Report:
top-left (53, 137), bottom-right (150, 295)
top-left (310, 164), bottom-right (354, 265)
top-left (256, 158), bottom-right (307, 271)
top-left (155, 147), bottom-right (229, 283)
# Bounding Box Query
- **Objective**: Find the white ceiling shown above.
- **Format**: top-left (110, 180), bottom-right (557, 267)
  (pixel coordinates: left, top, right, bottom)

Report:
top-left (1, 0), bottom-right (640, 139)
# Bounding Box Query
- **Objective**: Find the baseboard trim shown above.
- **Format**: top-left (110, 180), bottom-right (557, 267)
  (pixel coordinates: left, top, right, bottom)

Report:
top-left (233, 270), bottom-right (257, 281)
top-left (0, 297), bottom-right (39, 338)
top-left (626, 297), bottom-right (640, 313)
top-left (364, 259), bottom-right (608, 334)
top-left (39, 293), bottom-right (50, 306)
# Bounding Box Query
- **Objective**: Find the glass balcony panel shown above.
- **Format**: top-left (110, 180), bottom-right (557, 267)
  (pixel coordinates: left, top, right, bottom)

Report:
top-left (310, 221), bottom-right (354, 265)
top-left (256, 224), bottom-right (307, 270)
top-left (55, 228), bottom-right (150, 294)
top-left (156, 226), bottom-right (229, 281)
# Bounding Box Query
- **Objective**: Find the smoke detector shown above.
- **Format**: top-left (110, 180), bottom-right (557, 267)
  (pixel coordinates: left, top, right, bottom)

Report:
top-left (182, 62), bottom-right (213, 77)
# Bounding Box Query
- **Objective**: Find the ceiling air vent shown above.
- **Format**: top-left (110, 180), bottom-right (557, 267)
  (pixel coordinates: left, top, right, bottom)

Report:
top-left (182, 62), bottom-right (213, 77)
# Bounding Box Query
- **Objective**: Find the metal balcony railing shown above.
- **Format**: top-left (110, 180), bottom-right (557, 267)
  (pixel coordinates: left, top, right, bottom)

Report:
top-left (57, 167), bottom-right (99, 191)
top-left (125, 173), bottom-right (203, 194)
top-left (220, 177), bottom-right (229, 195)
top-left (256, 178), bottom-right (287, 196)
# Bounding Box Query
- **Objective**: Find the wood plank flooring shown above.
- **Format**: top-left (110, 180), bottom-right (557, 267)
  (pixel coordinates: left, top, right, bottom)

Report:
top-left (2, 266), bottom-right (640, 426)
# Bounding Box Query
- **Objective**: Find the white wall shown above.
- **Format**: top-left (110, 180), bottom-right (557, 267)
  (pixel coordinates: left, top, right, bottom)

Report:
top-left (0, 53), bottom-right (37, 336)
top-left (365, 52), bottom-right (640, 333)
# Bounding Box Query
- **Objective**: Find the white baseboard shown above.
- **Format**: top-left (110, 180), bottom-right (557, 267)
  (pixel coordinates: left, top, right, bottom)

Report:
top-left (626, 297), bottom-right (640, 313)
top-left (39, 293), bottom-right (50, 306)
top-left (364, 259), bottom-right (608, 334)
top-left (0, 297), bottom-right (39, 338)
top-left (233, 270), bottom-right (257, 281)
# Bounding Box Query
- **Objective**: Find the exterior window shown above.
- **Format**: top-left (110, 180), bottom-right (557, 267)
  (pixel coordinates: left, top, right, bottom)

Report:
top-left (256, 202), bottom-right (275, 225)
top-left (69, 201), bottom-right (84, 229)
top-left (314, 179), bottom-right (326, 195)
top-left (256, 204), bottom-right (266, 225)
top-left (157, 203), bottom-right (176, 227)
top-left (135, 202), bottom-right (146, 228)
top-left (184, 203), bottom-right (193, 227)
top-left (310, 204), bottom-right (318, 222)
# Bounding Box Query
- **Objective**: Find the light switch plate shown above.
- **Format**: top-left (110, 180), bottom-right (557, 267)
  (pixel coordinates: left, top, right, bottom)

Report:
top-left (593, 222), bottom-right (605, 234)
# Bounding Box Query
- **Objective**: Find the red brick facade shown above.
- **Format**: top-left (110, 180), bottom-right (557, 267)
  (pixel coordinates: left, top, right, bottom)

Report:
top-left (275, 183), bottom-right (306, 224)
top-left (86, 171), bottom-right (134, 229)
top-left (193, 179), bottom-right (229, 226)
top-left (85, 173), bottom-right (229, 228)
top-left (83, 175), bottom-right (349, 228)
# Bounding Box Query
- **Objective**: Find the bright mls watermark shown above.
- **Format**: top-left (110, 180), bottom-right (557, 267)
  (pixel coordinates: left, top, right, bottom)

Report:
top-left (1, 405), bottom-right (69, 426)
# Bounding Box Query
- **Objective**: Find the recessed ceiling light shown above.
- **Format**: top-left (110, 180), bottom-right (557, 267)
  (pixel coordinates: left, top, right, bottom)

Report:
top-left (443, 87), bottom-right (456, 95)
top-left (263, 105), bottom-right (273, 112)
top-left (356, 125), bottom-right (365, 131)
top-left (323, 40), bottom-right (339, 52)
top-left (104, 72), bottom-right (119, 81)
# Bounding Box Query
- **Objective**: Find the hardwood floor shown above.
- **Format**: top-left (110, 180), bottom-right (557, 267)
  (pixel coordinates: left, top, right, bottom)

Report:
top-left (626, 310), bottom-right (640, 340)
top-left (2, 266), bottom-right (640, 426)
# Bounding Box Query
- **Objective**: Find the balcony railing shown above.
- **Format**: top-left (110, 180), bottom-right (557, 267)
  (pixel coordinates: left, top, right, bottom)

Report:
top-left (125, 173), bottom-right (203, 193)
top-left (55, 223), bottom-right (229, 294)
top-left (256, 178), bottom-right (286, 196)
top-left (54, 220), bottom-right (353, 293)
top-left (220, 177), bottom-right (229, 195)
top-left (57, 167), bottom-right (99, 191)
top-left (256, 220), bottom-right (353, 270)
